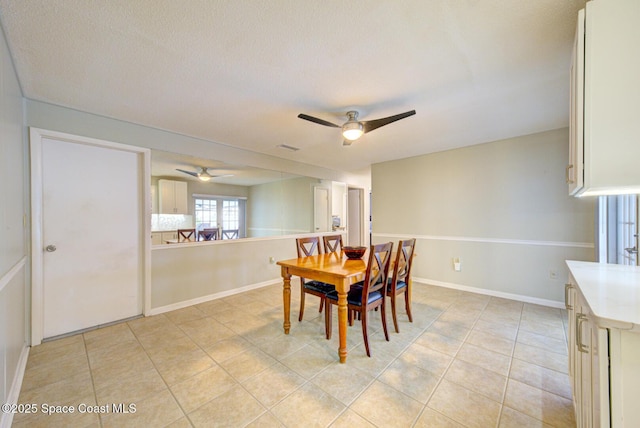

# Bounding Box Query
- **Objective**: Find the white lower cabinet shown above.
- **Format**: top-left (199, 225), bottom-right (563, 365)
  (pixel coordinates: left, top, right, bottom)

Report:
top-left (151, 231), bottom-right (177, 245)
top-left (567, 280), bottom-right (609, 428)
top-left (566, 267), bottom-right (640, 427)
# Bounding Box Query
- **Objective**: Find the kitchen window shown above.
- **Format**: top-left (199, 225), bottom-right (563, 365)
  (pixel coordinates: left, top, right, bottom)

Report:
top-left (222, 200), bottom-right (239, 230)
top-left (195, 198), bottom-right (217, 230)
top-left (597, 194), bottom-right (638, 265)
top-left (193, 195), bottom-right (246, 238)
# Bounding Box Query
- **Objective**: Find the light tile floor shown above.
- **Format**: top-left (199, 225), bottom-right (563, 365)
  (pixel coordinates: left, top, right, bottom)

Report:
top-left (12, 283), bottom-right (576, 427)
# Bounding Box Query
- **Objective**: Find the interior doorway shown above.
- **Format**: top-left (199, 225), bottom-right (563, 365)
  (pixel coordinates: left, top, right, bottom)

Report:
top-left (347, 188), bottom-right (364, 246)
top-left (313, 186), bottom-right (330, 233)
top-left (30, 128), bottom-right (150, 343)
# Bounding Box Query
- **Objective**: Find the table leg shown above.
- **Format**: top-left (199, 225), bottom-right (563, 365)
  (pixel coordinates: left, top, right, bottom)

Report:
top-left (337, 279), bottom-right (348, 363)
top-left (282, 268), bottom-right (291, 334)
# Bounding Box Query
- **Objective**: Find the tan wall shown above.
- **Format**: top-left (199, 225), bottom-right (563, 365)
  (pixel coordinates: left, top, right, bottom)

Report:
top-left (248, 176), bottom-right (321, 236)
top-left (151, 236), bottom-right (299, 310)
top-left (371, 128), bottom-right (596, 304)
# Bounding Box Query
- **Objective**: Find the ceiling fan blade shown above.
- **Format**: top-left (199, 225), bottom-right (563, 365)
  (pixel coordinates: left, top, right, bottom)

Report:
top-left (297, 113), bottom-right (340, 128)
top-left (176, 168), bottom-right (198, 178)
top-left (362, 110), bottom-right (416, 134)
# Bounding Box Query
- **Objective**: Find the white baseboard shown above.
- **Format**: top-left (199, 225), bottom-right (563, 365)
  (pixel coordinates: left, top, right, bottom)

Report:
top-left (148, 279), bottom-right (282, 316)
top-left (1, 344), bottom-right (30, 428)
top-left (413, 277), bottom-right (565, 309)
top-left (149, 276), bottom-right (564, 317)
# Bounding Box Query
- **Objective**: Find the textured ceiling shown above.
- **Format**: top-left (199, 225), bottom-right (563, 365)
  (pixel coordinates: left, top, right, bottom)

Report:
top-left (0, 0), bottom-right (586, 174)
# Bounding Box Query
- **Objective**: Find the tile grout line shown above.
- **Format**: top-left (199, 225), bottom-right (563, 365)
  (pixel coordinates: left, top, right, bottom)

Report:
top-left (81, 332), bottom-right (105, 428)
top-left (495, 301), bottom-right (525, 428)
top-left (172, 305), bottom-right (288, 426)
top-left (413, 296), bottom-right (493, 428)
top-left (406, 294), bottom-right (471, 428)
top-left (167, 304), bottom-right (303, 427)
top-left (125, 315), bottom-right (195, 427)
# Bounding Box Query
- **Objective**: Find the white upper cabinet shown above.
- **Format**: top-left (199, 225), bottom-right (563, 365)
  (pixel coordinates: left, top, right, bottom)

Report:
top-left (569, 0), bottom-right (640, 197)
top-left (158, 179), bottom-right (188, 214)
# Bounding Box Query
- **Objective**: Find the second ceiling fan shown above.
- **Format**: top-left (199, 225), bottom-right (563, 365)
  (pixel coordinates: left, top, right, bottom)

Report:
top-left (298, 109), bottom-right (416, 145)
top-left (176, 167), bottom-right (233, 182)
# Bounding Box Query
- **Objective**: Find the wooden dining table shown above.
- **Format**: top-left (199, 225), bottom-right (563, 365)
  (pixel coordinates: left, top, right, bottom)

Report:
top-left (277, 252), bottom-right (367, 363)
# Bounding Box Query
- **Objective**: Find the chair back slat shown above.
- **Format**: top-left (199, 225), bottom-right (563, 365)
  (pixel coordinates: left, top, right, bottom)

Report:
top-left (361, 242), bottom-right (393, 304)
top-left (222, 229), bottom-right (239, 239)
top-left (296, 237), bottom-right (322, 257)
top-left (198, 228), bottom-right (218, 241)
top-left (177, 228), bottom-right (196, 242)
top-left (391, 239), bottom-right (416, 286)
top-left (323, 235), bottom-right (343, 253)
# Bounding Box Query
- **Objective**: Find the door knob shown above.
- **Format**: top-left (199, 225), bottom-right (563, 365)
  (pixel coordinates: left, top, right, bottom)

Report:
top-left (45, 245), bottom-right (57, 252)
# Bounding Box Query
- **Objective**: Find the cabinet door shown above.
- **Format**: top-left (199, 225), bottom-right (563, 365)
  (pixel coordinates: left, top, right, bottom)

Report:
top-left (578, 305), bottom-right (593, 427)
top-left (566, 282), bottom-right (577, 385)
top-left (580, 0), bottom-right (640, 195)
top-left (151, 232), bottom-right (162, 245)
top-left (609, 329), bottom-right (640, 427)
top-left (575, 297), bottom-right (591, 428)
top-left (158, 179), bottom-right (189, 214)
top-left (591, 326), bottom-right (609, 428)
top-left (575, 290), bottom-right (610, 428)
top-left (158, 180), bottom-right (175, 214)
top-left (568, 8), bottom-right (585, 195)
top-left (162, 232), bottom-right (177, 242)
top-left (173, 181), bottom-right (189, 214)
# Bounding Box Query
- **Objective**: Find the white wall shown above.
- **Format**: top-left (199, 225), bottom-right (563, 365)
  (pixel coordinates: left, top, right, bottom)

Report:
top-left (0, 19), bottom-right (28, 428)
top-left (372, 128), bottom-right (596, 305)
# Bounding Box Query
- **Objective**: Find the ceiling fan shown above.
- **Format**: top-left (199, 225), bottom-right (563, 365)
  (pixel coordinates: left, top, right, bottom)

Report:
top-left (297, 109), bottom-right (416, 146)
top-left (176, 167), bottom-right (233, 182)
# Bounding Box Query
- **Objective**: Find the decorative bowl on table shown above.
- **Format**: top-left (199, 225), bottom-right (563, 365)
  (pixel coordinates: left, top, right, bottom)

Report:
top-left (343, 246), bottom-right (367, 259)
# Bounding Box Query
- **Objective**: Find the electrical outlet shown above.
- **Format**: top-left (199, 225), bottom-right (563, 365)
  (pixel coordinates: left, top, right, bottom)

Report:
top-left (549, 269), bottom-right (558, 279)
top-left (453, 257), bottom-right (461, 272)
top-left (269, 256), bottom-right (275, 264)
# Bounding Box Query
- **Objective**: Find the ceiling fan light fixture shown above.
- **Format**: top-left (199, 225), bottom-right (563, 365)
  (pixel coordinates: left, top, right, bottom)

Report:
top-left (342, 121), bottom-right (364, 141)
top-left (298, 108), bottom-right (415, 144)
top-left (197, 168), bottom-right (212, 181)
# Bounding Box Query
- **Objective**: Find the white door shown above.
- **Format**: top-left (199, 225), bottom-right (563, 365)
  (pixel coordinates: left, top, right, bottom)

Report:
top-left (314, 187), bottom-right (329, 232)
top-left (31, 129), bottom-right (150, 341)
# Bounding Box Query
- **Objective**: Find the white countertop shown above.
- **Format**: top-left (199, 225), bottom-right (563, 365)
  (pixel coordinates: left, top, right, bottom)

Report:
top-left (567, 260), bottom-right (640, 331)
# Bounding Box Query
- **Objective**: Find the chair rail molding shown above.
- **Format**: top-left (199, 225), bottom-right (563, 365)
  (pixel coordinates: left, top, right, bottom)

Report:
top-left (373, 233), bottom-right (594, 249)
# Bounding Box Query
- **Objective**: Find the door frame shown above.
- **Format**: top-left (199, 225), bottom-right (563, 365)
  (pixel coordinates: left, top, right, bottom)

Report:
top-left (30, 128), bottom-right (151, 345)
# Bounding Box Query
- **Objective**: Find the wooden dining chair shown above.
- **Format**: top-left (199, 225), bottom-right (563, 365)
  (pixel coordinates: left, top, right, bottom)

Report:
top-left (325, 241), bottom-right (393, 357)
top-left (387, 238), bottom-right (416, 333)
top-left (177, 228), bottom-right (196, 242)
top-left (322, 234), bottom-right (343, 254)
top-left (221, 229), bottom-right (239, 239)
top-left (296, 237), bottom-right (335, 326)
top-left (198, 228), bottom-right (218, 241)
